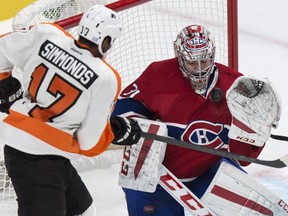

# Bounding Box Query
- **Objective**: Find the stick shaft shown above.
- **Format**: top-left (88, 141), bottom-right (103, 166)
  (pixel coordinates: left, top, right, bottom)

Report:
top-left (140, 131), bottom-right (287, 168)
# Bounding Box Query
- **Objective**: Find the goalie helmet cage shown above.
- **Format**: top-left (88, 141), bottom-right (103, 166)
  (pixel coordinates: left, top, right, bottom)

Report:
top-left (0, 0), bottom-right (238, 215)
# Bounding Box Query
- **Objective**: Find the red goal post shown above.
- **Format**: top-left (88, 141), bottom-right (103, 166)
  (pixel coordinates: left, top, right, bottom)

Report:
top-left (0, 0), bottom-right (238, 215)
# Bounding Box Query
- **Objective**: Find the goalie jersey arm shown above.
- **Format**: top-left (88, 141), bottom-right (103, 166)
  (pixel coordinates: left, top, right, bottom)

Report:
top-left (112, 63), bottom-right (161, 119)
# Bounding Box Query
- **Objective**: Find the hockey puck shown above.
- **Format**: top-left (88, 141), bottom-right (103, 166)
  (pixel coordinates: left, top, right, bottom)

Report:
top-left (210, 88), bottom-right (222, 102)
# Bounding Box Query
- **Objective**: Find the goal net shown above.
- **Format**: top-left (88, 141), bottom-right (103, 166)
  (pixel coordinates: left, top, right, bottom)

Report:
top-left (0, 0), bottom-right (238, 215)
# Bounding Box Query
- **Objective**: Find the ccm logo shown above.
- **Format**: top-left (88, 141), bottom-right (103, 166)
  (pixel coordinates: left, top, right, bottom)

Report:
top-left (160, 174), bottom-right (212, 216)
top-left (120, 147), bottom-right (131, 176)
top-left (236, 136), bottom-right (255, 144)
top-left (278, 199), bottom-right (288, 213)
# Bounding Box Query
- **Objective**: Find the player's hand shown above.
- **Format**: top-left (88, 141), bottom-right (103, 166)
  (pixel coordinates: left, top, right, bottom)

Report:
top-left (0, 76), bottom-right (23, 113)
top-left (110, 116), bottom-right (141, 145)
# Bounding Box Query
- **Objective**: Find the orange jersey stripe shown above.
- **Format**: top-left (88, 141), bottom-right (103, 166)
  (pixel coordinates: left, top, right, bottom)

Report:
top-left (4, 110), bottom-right (113, 157)
top-left (0, 32), bottom-right (11, 38)
top-left (0, 71), bottom-right (12, 80)
top-left (80, 123), bottom-right (115, 157)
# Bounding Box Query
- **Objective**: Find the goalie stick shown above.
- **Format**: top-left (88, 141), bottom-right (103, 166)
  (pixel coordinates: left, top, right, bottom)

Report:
top-left (140, 131), bottom-right (288, 168)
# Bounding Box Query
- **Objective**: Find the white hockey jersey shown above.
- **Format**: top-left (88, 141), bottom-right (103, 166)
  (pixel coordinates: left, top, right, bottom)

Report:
top-left (0, 23), bottom-right (121, 158)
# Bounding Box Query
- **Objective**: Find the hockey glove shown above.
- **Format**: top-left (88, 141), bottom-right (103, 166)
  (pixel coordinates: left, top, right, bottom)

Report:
top-left (227, 76), bottom-right (281, 146)
top-left (110, 116), bottom-right (141, 145)
top-left (0, 76), bottom-right (23, 113)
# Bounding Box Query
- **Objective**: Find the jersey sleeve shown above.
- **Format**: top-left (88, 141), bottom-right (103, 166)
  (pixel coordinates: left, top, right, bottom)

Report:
top-left (112, 63), bottom-right (156, 119)
top-left (0, 24), bottom-right (66, 74)
top-left (76, 61), bottom-right (121, 156)
top-left (0, 29), bottom-right (34, 73)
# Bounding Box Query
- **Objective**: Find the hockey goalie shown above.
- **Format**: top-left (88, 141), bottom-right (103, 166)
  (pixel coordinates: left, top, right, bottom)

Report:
top-left (114, 76), bottom-right (287, 216)
top-left (111, 25), bottom-right (287, 216)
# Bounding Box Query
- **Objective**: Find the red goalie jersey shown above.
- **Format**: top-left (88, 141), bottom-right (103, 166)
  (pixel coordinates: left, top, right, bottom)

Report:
top-left (112, 57), bottom-right (263, 180)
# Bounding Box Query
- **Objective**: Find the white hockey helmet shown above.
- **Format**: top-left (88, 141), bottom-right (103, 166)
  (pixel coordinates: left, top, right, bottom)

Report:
top-left (174, 25), bottom-right (216, 95)
top-left (78, 4), bottom-right (123, 55)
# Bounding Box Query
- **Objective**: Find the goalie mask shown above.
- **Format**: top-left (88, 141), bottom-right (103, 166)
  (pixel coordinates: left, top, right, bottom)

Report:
top-left (174, 25), bottom-right (216, 95)
top-left (78, 4), bottom-right (123, 56)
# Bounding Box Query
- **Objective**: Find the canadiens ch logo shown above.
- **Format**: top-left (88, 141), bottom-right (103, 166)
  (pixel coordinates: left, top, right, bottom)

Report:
top-left (181, 120), bottom-right (228, 149)
top-left (143, 205), bottom-right (156, 213)
top-left (185, 34), bottom-right (208, 50)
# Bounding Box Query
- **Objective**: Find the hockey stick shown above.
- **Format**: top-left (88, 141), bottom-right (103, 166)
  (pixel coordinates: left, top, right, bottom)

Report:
top-left (160, 165), bottom-right (215, 216)
top-left (140, 131), bottom-right (288, 168)
top-left (270, 134), bottom-right (288, 142)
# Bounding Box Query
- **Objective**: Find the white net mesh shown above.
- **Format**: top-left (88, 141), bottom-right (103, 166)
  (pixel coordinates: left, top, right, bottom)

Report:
top-left (11, 0), bottom-right (230, 88)
top-left (0, 0), bottom-right (235, 215)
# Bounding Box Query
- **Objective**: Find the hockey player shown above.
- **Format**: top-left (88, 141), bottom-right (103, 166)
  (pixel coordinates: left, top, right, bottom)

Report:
top-left (112, 25), bottom-right (285, 215)
top-left (0, 4), bottom-right (140, 216)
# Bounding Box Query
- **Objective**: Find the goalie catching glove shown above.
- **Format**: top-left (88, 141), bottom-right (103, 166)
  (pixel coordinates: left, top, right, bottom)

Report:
top-left (110, 116), bottom-right (141, 145)
top-left (0, 75), bottom-right (23, 113)
top-left (226, 76), bottom-right (281, 146)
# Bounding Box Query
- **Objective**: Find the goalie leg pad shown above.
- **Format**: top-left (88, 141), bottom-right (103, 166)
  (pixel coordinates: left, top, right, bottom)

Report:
top-left (119, 118), bottom-right (167, 192)
top-left (201, 160), bottom-right (288, 216)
